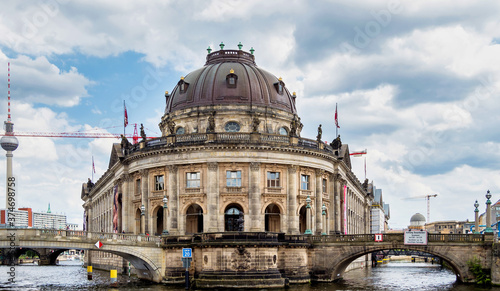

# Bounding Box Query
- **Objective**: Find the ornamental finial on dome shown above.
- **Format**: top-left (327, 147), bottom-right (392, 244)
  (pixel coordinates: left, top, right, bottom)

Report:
top-left (207, 46), bottom-right (212, 54)
top-left (238, 42), bottom-right (243, 50)
top-left (250, 47), bottom-right (255, 55)
top-left (219, 42), bottom-right (225, 50)
top-left (230, 68), bottom-right (234, 74)
top-left (278, 77), bottom-right (282, 81)
top-left (180, 76), bottom-right (184, 80)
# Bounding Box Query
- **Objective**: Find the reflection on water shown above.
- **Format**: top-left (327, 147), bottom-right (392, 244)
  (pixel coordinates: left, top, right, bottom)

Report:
top-left (0, 260), bottom-right (498, 290)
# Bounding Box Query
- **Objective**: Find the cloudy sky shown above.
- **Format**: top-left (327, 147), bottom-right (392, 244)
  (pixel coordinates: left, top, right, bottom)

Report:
top-left (0, 0), bottom-right (499, 229)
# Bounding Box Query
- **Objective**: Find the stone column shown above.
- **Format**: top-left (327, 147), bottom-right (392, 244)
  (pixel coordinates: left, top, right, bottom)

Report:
top-left (167, 165), bottom-right (179, 234)
top-left (207, 162), bottom-right (219, 232)
top-left (249, 162), bottom-right (261, 231)
top-left (287, 166), bottom-right (298, 234)
top-left (474, 200), bottom-right (480, 234)
top-left (315, 169), bottom-right (324, 235)
top-left (120, 174), bottom-right (129, 233)
top-left (140, 169), bottom-right (149, 234)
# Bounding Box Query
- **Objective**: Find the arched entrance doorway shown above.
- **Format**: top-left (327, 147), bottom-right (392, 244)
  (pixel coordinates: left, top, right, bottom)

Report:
top-left (155, 206), bottom-right (163, 235)
top-left (225, 204), bottom-right (243, 231)
top-left (265, 204), bottom-right (281, 232)
top-left (186, 204), bottom-right (203, 234)
top-left (135, 208), bottom-right (141, 235)
top-left (299, 206), bottom-right (306, 234)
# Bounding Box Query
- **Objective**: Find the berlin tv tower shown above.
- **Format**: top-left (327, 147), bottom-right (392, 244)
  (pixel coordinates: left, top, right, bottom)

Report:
top-left (0, 62), bottom-right (19, 210)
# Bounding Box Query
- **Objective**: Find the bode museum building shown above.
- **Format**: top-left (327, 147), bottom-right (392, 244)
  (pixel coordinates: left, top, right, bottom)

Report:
top-left (81, 45), bottom-right (373, 287)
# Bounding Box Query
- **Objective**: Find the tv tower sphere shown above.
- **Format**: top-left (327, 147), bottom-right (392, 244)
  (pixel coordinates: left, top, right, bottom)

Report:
top-left (1, 123), bottom-right (18, 152)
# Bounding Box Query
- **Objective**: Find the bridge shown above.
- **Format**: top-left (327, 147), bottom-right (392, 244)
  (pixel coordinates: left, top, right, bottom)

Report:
top-left (0, 229), bottom-right (498, 287)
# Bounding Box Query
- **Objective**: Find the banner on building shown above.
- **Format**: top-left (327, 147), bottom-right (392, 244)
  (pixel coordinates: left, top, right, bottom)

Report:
top-left (113, 185), bottom-right (118, 233)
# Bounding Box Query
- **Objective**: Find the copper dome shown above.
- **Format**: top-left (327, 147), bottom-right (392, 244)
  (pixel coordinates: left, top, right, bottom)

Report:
top-left (164, 49), bottom-right (297, 115)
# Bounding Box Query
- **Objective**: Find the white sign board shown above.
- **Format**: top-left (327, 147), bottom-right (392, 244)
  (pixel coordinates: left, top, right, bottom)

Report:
top-left (404, 230), bottom-right (428, 245)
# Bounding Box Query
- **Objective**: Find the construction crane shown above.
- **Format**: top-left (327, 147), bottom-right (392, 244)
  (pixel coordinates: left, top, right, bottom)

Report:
top-left (0, 123), bottom-right (144, 144)
top-left (403, 194), bottom-right (438, 222)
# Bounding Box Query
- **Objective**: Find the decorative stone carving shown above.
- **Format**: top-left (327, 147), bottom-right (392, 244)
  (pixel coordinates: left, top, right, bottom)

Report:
top-left (250, 162), bottom-right (260, 171)
top-left (288, 165), bottom-right (297, 174)
top-left (230, 246), bottom-right (251, 271)
top-left (139, 169), bottom-right (148, 177)
top-left (315, 169), bottom-right (325, 176)
top-left (121, 173), bottom-right (132, 182)
top-left (167, 165), bottom-right (178, 172)
top-left (207, 162), bottom-right (218, 171)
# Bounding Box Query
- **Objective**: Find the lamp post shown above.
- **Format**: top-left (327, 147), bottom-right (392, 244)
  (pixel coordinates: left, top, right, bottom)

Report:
top-left (162, 196), bottom-right (169, 235)
top-left (304, 195), bottom-right (312, 235)
top-left (474, 200), bottom-right (480, 234)
top-left (140, 204), bottom-right (146, 235)
top-left (321, 203), bottom-right (327, 235)
top-left (485, 190), bottom-right (493, 233)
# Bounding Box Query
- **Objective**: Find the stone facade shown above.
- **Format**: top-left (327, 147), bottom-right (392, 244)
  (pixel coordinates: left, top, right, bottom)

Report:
top-left (81, 47), bottom-right (372, 285)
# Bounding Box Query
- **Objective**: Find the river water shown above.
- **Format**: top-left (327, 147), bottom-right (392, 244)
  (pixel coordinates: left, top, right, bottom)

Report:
top-left (0, 260), bottom-right (497, 290)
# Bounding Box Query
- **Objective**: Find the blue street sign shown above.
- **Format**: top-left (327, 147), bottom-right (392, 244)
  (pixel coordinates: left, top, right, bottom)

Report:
top-left (182, 248), bottom-right (192, 258)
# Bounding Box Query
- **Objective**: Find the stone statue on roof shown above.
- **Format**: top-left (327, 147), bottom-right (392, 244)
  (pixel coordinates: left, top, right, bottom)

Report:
top-left (140, 123), bottom-right (147, 142)
top-left (330, 134), bottom-right (342, 150)
top-left (120, 134), bottom-right (132, 151)
top-left (316, 124), bottom-right (322, 142)
top-left (207, 111), bottom-right (216, 133)
top-left (289, 115), bottom-right (298, 137)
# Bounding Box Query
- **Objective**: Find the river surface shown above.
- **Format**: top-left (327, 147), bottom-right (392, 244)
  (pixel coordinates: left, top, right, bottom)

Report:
top-left (0, 260), bottom-right (498, 290)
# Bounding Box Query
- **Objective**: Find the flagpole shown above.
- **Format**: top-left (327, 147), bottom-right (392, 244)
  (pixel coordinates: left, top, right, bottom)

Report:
top-left (91, 156), bottom-right (94, 182)
top-left (123, 100), bottom-right (126, 136)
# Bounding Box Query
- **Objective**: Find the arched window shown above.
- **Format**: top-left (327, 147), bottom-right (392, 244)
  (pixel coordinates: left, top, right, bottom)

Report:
top-left (278, 127), bottom-right (288, 136)
top-left (274, 77), bottom-right (285, 95)
top-left (224, 121), bottom-right (240, 132)
top-left (177, 77), bottom-right (189, 94)
top-left (299, 206), bottom-right (307, 234)
top-left (226, 69), bottom-right (238, 88)
top-left (176, 127), bottom-right (185, 135)
top-left (225, 204), bottom-right (243, 231)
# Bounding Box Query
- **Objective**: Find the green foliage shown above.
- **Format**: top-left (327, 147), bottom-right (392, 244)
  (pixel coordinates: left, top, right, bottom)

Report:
top-left (467, 257), bottom-right (491, 286)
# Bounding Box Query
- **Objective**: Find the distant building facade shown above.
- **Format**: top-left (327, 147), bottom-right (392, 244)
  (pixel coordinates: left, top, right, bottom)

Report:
top-left (369, 185), bottom-right (390, 233)
top-left (0, 207), bottom-right (70, 229)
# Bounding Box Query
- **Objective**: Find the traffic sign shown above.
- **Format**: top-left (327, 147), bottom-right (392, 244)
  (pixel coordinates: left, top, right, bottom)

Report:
top-left (375, 234), bottom-right (383, 242)
top-left (182, 248), bottom-right (192, 258)
top-left (95, 241), bottom-right (103, 248)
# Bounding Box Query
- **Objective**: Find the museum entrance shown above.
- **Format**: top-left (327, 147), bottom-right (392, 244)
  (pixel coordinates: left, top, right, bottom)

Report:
top-left (135, 208), bottom-right (141, 234)
top-left (186, 204), bottom-right (203, 234)
top-left (155, 206), bottom-right (163, 235)
top-left (265, 204), bottom-right (281, 232)
top-left (299, 206), bottom-right (306, 234)
top-left (225, 204), bottom-right (243, 231)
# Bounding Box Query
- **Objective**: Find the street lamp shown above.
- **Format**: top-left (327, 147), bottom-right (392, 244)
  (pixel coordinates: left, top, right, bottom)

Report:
top-left (485, 190), bottom-right (493, 233)
top-left (140, 204), bottom-right (146, 235)
top-left (321, 203), bottom-right (327, 235)
top-left (474, 200), bottom-right (480, 234)
top-left (304, 195), bottom-right (312, 235)
top-left (162, 196), bottom-right (169, 235)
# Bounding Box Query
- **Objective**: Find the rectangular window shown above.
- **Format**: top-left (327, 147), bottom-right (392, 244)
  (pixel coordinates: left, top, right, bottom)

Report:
top-left (186, 172), bottom-right (200, 188)
top-left (226, 171), bottom-right (241, 187)
top-left (322, 178), bottom-right (327, 193)
top-left (301, 175), bottom-right (310, 190)
top-left (267, 172), bottom-right (280, 188)
top-left (154, 175), bottom-right (164, 191)
top-left (135, 179), bottom-right (141, 195)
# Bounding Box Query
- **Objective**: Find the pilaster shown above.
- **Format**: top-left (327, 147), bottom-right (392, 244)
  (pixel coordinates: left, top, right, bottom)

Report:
top-left (249, 162), bottom-right (261, 231)
top-left (167, 165), bottom-right (179, 234)
top-left (207, 162), bottom-right (219, 232)
top-left (315, 169), bottom-right (324, 235)
top-left (287, 165), bottom-right (298, 234)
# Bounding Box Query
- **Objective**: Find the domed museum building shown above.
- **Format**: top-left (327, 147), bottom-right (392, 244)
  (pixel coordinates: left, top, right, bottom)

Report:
top-left (81, 45), bottom-right (372, 286)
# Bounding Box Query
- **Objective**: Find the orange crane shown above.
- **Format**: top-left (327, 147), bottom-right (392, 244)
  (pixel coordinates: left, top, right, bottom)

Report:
top-left (404, 194), bottom-right (438, 222)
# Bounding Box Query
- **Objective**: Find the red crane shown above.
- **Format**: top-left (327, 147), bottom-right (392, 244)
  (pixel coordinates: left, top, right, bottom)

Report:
top-left (0, 123), bottom-right (142, 144)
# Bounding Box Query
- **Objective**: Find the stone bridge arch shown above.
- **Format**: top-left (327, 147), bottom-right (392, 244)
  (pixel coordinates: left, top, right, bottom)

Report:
top-left (315, 243), bottom-right (478, 284)
top-left (0, 230), bottom-right (164, 283)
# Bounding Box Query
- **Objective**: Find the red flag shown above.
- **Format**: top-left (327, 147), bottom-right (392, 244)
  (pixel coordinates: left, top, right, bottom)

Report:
top-left (335, 103), bottom-right (340, 128)
top-left (124, 101), bottom-right (129, 127)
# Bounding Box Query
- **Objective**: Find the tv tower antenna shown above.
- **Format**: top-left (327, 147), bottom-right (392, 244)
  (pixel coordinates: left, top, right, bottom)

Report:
top-left (1, 62), bottom-right (19, 212)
